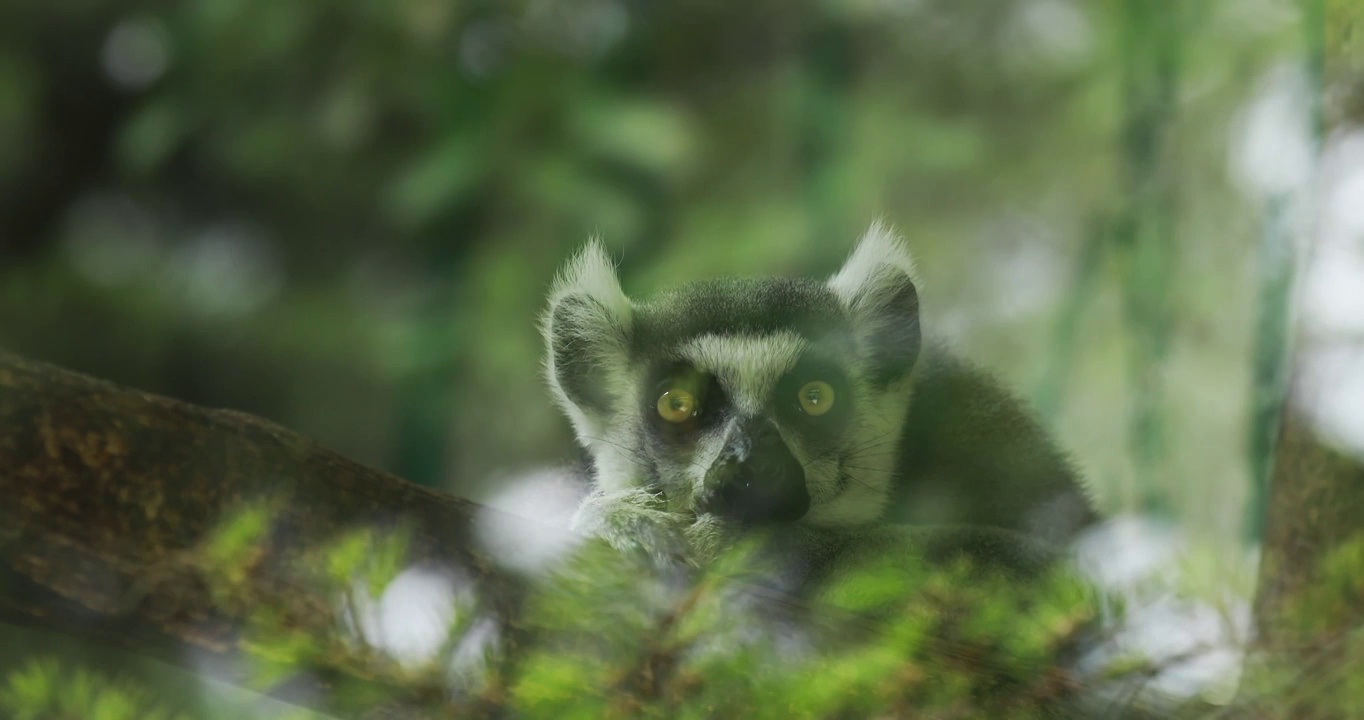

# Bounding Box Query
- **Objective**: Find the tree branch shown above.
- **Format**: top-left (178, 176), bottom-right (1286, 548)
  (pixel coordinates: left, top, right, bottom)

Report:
top-left (0, 350), bottom-right (526, 712)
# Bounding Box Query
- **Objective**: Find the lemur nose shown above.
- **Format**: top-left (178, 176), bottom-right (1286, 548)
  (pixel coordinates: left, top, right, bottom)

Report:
top-left (712, 422), bottom-right (809, 525)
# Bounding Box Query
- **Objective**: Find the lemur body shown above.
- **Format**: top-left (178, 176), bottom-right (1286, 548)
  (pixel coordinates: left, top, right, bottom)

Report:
top-left (541, 224), bottom-right (1096, 565)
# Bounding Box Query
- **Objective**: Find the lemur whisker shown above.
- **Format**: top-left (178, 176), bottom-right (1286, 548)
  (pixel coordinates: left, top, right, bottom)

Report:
top-left (810, 431), bottom-right (897, 462)
top-left (582, 435), bottom-right (711, 476)
top-left (579, 436), bottom-right (654, 471)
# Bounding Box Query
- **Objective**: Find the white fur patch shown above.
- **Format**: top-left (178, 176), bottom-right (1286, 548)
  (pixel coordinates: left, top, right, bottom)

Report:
top-left (588, 369), bottom-right (653, 494)
top-left (801, 358), bottom-right (918, 527)
top-left (540, 238), bottom-right (634, 445)
top-left (544, 238), bottom-right (631, 322)
top-left (827, 220), bottom-right (919, 310)
top-left (676, 332), bottom-right (808, 415)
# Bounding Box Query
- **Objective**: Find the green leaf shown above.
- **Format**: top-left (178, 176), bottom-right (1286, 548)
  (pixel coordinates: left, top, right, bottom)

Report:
top-left (116, 98), bottom-right (190, 176)
top-left (385, 134), bottom-right (488, 230)
top-left (571, 96), bottom-right (696, 181)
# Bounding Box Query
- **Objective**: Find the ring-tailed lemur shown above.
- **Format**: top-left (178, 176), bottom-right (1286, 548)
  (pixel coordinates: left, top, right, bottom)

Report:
top-left (541, 223), bottom-right (1096, 566)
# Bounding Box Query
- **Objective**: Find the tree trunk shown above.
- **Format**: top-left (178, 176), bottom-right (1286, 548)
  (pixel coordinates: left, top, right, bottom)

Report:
top-left (1243, 407), bottom-right (1364, 717)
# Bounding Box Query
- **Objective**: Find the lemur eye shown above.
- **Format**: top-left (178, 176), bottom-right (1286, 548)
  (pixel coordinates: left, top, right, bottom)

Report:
top-left (657, 389), bottom-right (698, 423)
top-left (797, 381), bottom-right (836, 416)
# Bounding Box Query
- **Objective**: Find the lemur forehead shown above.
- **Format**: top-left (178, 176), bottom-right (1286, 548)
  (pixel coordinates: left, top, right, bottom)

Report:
top-left (677, 332), bottom-right (808, 413)
top-left (629, 277), bottom-right (846, 356)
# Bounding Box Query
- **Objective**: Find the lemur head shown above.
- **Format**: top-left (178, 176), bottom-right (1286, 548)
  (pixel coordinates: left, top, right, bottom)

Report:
top-left (542, 223), bottom-right (921, 528)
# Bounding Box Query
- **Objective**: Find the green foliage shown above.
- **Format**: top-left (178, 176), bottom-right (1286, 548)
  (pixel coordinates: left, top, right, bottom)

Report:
top-left (7, 516), bottom-right (1364, 718)
top-left (0, 658), bottom-right (190, 720)
top-left (500, 537), bottom-right (1097, 719)
top-left (324, 525), bottom-right (412, 597)
top-left (1229, 532), bottom-right (1364, 719)
top-left (201, 502), bottom-right (273, 590)
top-left (1291, 534), bottom-right (1364, 638)
top-left (817, 549), bottom-right (927, 615)
top-left (46, 509), bottom-right (1109, 718)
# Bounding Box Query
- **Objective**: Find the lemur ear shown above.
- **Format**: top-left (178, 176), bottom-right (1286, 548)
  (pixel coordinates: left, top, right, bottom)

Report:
top-left (827, 222), bottom-right (922, 386)
top-left (542, 239), bottom-right (633, 432)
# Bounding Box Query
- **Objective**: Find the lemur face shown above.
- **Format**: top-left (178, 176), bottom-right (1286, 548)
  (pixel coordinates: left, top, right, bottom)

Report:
top-left (543, 224), bottom-right (921, 528)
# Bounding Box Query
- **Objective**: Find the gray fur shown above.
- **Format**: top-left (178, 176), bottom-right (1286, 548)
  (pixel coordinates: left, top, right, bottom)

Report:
top-left (542, 224), bottom-right (1097, 565)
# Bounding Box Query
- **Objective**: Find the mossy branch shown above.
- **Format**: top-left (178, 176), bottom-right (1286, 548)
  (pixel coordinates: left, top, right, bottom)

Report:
top-left (0, 350), bottom-right (528, 715)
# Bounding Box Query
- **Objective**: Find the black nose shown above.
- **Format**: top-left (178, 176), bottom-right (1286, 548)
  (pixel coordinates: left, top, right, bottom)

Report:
top-left (713, 425), bottom-right (809, 526)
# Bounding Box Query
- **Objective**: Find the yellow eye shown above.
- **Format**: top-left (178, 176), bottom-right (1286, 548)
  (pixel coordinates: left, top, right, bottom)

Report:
top-left (798, 381), bottom-right (835, 416)
top-left (657, 389), bottom-right (698, 423)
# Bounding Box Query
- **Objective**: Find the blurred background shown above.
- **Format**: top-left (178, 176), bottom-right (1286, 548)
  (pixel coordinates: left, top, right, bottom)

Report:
top-left (0, 0), bottom-right (1347, 625)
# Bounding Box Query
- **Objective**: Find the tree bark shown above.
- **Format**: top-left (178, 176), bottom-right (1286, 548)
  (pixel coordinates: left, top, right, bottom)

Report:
top-left (0, 350), bottom-right (526, 713)
top-left (1242, 406), bottom-right (1364, 717)
top-left (1253, 412), bottom-right (1364, 638)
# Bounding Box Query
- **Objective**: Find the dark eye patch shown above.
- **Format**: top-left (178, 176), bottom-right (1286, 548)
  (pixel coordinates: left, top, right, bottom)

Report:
top-left (774, 353), bottom-right (852, 439)
top-left (642, 361), bottom-right (727, 445)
